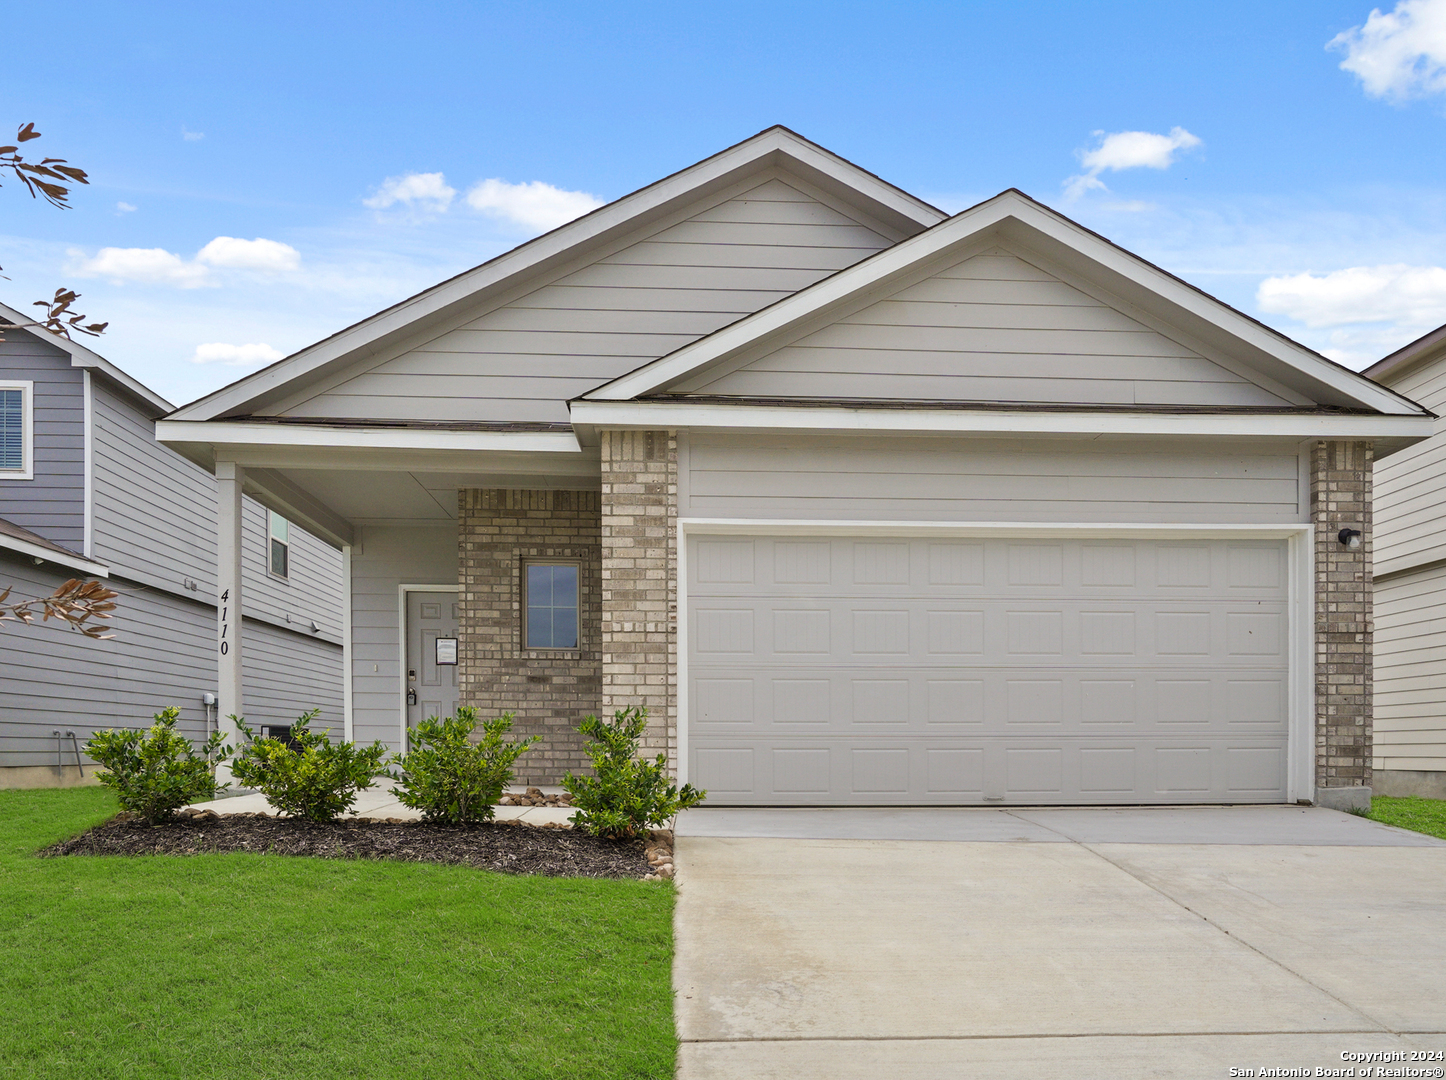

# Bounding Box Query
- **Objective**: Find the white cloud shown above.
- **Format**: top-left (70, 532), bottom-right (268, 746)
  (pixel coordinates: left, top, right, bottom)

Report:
top-left (1065, 127), bottom-right (1202, 200)
top-left (75, 236), bottom-right (299, 287)
top-left (182, 128), bottom-right (204, 142)
top-left (189, 342), bottom-right (286, 366)
top-left (464, 178), bottom-right (604, 231)
top-left (115, 202), bottom-right (137, 214)
top-left (1256, 263), bottom-right (1446, 326)
top-left (363, 172), bottom-right (456, 211)
top-left (76, 247), bottom-right (212, 287)
top-left (1330, 0), bottom-right (1446, 101)
top-left (196, 236), bottom-right (300, 272)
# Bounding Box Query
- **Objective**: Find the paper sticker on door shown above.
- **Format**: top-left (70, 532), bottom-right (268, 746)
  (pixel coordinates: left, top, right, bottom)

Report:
top-left (435, 637), bottom-right (458, 665)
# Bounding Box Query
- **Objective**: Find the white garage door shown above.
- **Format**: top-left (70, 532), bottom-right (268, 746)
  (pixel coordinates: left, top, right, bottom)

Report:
top-left (686, 534), bottom-right (1290, 805)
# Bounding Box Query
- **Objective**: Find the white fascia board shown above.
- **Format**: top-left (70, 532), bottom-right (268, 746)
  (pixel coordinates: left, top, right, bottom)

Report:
top-left (587, 192), bottom-right (1427, 417)
top-left (0, 301), bottom-right (174, 415)
top-left (156, 420), bottom-right (584, 455)
top-left (569, 399), bottom-right (1436, 442)
top-left (0, 533), bottom-right (110, 578)
top-left (166, 129), bottom-right (944, 424)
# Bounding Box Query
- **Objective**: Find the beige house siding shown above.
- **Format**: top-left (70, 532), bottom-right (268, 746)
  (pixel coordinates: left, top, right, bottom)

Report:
top-left (1372, 351), bottom-right (1446, 787)
top-left (681, 433), bottom-right (1308, 524)
top-left (677, 248), bottom-right (1293, 407)
top-left (1374, 561), bottom-right (1446, 774)
top-left (274, 178), bottom-right (894, 424)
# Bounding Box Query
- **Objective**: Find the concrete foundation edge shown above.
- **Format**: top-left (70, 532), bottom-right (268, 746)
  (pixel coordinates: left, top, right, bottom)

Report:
top-left (0, 764), bottom-right (102, 790)
top-left (1315, 785), bottom-right (1372, 812)
top-left (1373, 769), bottom-right (1446, 800)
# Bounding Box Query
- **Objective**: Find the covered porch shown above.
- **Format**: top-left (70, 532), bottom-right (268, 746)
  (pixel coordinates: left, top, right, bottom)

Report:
top-left (157, 420), bottom-right (677, 785)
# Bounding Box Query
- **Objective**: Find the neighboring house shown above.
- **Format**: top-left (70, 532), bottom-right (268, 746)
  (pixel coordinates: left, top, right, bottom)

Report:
top-left (1364, 329), bottom-right (1446, 799)
top-left (0, 306), bottom-right (345, 788)
top-left (158, 127), bottom-right (1431, 810)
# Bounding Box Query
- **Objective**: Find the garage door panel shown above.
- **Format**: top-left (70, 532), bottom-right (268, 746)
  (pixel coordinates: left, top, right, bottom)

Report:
top-left (688, 535), bottom-right (1290, 804)
top-left (688, 737), bottom-right (1289, 803)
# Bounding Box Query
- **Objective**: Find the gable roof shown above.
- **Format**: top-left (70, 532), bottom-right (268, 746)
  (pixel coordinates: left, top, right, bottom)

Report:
top-left (169, 126), bottom-right (947, 422)
top-left (0, 301), bottom-right (173, 416)
top-left (585, 190), bottom-right (1428, 418)
top-left (1363, 322), bottom-right (1446, 386)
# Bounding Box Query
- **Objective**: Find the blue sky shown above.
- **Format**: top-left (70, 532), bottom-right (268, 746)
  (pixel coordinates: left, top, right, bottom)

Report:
top-left (6, 0), bottom-right (1446, 404)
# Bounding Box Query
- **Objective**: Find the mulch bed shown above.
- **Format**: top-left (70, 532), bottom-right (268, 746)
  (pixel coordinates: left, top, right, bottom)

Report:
top-left (40, 812), bottom-right (655, 880)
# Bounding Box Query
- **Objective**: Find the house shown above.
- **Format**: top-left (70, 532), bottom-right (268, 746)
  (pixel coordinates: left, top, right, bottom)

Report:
top-left (0, 304), bottom-right (345, 788)
top-left (1363, 329), bottom-right (1446, 799)
top-left (157, 127), bottom-right (1431, 809)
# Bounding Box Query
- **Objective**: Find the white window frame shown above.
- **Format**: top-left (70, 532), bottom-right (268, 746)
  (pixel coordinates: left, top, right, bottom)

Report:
top-left (0, 380), bottom-right (34, 481)
top-left (267, 509), bottom-right (290, 581)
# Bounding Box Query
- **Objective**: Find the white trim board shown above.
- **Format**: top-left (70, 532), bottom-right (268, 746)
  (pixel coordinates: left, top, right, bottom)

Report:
top-left (396, 584), bottom-right (460, 750)
top-left (0, 531), bottom-right (110, 578)
top-left (570, 400), bottom-right (1434, 445)
top-left (675, 518), bottom-right (1314, 804)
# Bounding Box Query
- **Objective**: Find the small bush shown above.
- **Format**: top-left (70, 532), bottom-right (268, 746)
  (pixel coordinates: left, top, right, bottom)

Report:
top-left (230, 710), bottom-right (389, 822)
top-left (389, 708), bottom-right (540, 823)
top-left (85, 707), bottom-right (232, 824)
top-left (563, 706), bottom-right (705, 839)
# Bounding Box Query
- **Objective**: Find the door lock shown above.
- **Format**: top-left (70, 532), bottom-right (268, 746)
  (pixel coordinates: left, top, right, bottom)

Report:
top-left (407, 687), bottom-right (417, 707)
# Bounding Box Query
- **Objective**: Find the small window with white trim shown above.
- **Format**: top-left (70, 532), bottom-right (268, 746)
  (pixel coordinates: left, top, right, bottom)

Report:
top-left (0, 381), bottom-right (34, 480)
top-left (523, 561), bottom-right (579, 650)
top-left (268, 510), bottom-right (290, 579)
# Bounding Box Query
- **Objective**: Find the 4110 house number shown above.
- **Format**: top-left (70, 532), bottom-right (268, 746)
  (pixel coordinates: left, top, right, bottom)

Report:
top-left (220, 589), bottom-right (231, 656)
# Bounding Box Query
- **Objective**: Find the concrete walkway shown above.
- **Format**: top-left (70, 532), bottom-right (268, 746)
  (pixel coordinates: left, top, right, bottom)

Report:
top-left (672, 806), bottom-right (1446, 1079)
top-left (189, 784), bottom-right (576, 826)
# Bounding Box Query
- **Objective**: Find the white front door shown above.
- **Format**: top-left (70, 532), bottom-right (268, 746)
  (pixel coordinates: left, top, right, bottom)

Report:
top-left (406, 591), bottom-right (460, 735)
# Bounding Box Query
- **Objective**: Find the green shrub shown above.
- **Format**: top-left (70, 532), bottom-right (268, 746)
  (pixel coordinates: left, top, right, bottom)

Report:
top-left (389, 708), bottom-right (539, 824)
top-left (85, 707), bottom-right (232, 824)
top-left (563, 706), bottom-right (705, 839)
top-left (230, 710), bottom-right (389, 822)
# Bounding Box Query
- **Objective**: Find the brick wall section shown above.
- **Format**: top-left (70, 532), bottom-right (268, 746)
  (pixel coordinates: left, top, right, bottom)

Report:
top-left (599, 430), bottom-right (678, 771)
top-left (457, 489), bottom-right (601, 785)
top-left (1311, 440), bottom-right (1373, 796)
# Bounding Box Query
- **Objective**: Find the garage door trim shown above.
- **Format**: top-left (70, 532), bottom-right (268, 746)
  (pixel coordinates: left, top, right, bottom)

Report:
top-left (677, 519), bottom-right (1314, 803)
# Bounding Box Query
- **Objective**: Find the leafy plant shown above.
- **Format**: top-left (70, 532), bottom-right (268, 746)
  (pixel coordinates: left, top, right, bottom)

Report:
top-left (230, 710), bottom-right (389, 822)
top-left (389, 708), bottom-right (540, 824)
top-left (0, 577), bottom-right (119, 639)
top-left (563, 706), bottom-right (705, 839)
top-left (85, 707), bottom-right (231, 824)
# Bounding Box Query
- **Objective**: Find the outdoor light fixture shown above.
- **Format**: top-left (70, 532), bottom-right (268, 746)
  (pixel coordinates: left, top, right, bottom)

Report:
top-left (1338, 528), bottom-right (1363, 551)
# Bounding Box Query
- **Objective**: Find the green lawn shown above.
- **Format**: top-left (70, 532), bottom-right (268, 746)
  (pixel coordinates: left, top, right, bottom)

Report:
top-left (1365, 794), bottom-right (1446, 841)
top-left (0, 788), bottom-right (676, 1079)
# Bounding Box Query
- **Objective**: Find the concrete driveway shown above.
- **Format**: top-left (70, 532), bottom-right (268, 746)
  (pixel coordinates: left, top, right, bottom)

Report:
top-left (672, 807), bottom-right (1446, 1079)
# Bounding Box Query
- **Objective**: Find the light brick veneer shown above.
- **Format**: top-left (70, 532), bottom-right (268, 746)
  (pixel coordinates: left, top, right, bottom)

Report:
top-left (599, 430), bottom-right (678, 772)
top-left (457, 489), bottom-right (601, 785)
top-left (1311, 440), bottom-right (1373, 808)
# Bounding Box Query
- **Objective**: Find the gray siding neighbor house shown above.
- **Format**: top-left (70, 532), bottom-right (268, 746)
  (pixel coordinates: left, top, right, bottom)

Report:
top-left (159, 127), bottom-right (1432, 810)
top-left (1363, 329), bottom-right (1446, 799)
top-left (0, 307), bottom-right (344, 788)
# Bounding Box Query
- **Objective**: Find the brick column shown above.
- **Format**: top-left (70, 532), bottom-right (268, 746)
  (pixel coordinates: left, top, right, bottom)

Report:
top-left (457, 489), bottom-right (601, 785)
top-left (599, 430), bottom-right (678, 772)
top-left (1311, 440), bottom-right (1373, 811)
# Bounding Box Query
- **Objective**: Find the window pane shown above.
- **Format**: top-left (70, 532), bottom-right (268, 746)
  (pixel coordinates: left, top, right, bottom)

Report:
top-left (0, 389), bottom-right (22, 471)
top-left (269, 511), bottom-right (289, 542)
top-left (525, 563), bottom-right (579, 649)
top-left (271, 537), bottom-right (289, 578)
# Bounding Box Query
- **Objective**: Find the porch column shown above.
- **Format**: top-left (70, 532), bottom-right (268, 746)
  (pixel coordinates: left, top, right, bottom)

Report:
top-left (216, 460), bottom-right (245, 782)
top-left (598, 430), bottom-right (678, 774)
top-left (1311, 440), bottom-right (1373, 811)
